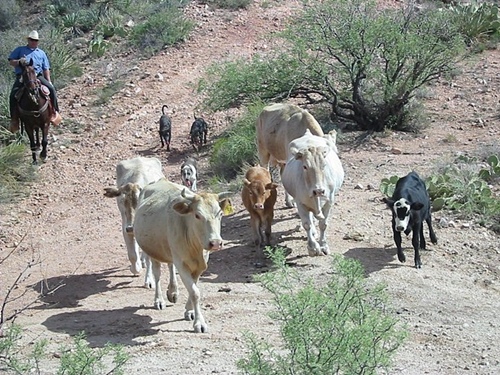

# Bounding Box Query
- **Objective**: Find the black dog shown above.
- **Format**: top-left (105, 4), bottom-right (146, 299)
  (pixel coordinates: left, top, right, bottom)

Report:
top-left (159, 105), bottom-right (172, 151)
top-left (189, 114), bottom-right (208, 151)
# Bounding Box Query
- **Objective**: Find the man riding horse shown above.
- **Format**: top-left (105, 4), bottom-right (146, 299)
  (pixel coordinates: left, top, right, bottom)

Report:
top-left (8, 30), bottom-right (61, 133)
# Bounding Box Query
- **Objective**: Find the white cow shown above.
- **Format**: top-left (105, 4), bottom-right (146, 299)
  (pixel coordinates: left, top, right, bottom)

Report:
top-left (134, 178), bottom-right (230, 333)
top-left (281, 130), bottom-right (344, 256)
top-left (256, 103), bottom-right (324, 207)
top-left (104, 157), bottom-right (164, 287)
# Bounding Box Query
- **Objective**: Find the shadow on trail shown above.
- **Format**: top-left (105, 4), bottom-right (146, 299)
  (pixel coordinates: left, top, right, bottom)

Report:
top-left (42, 306), bottom-right (161, 347)
top-left (343, 246), bottom-right (402, 275)
top-left (29, 267), bottom-right (142, 309)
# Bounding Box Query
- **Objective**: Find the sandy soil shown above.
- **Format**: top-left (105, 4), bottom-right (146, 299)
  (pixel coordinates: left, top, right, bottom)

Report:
top-left (1, 1), bottom-right (499, 374)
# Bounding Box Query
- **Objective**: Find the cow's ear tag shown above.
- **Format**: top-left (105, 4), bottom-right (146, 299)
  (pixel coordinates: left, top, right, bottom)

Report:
top-left (223, 201), bottom-right (234, 215)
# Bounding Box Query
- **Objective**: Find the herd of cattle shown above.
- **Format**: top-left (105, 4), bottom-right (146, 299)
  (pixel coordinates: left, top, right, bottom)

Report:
top-left (104, 102), bottom-right (437, 333)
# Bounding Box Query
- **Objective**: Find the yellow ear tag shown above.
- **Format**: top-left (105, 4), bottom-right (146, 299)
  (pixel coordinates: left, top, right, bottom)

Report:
top-left (223, 201), bottom-right (234, 215)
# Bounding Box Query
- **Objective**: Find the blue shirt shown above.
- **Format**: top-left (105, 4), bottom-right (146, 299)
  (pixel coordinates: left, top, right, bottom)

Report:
top-left (8, 46), bottom-right (50, 76)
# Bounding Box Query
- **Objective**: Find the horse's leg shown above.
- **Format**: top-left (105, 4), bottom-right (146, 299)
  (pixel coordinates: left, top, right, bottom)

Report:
top-left (26, 128), bottom-right (38, 165)
top-left (40, 125), bottom-right (49, 161)
top-left (35, 127), bottom-right (41, 151)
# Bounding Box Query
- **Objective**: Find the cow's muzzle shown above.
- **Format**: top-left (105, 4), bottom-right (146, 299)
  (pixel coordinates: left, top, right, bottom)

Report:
top-left (313, 188), bottom-right (325, 197)
top-left (208, 239), bottom-right (223, 251)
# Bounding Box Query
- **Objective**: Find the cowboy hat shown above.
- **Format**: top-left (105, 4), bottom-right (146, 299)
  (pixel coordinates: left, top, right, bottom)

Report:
top-left (27, 30), bottom-right (40, 40)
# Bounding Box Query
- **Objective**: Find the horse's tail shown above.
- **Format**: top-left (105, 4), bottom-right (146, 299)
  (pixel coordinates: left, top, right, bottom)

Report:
top-left (162, 105), bottom-right (168, 115)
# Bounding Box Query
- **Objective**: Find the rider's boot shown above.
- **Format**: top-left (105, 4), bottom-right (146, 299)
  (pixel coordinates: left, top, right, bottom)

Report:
top-left (9, 109), bottom-right (20, 133)
top-left (50, 98), bottom-right (62, 126)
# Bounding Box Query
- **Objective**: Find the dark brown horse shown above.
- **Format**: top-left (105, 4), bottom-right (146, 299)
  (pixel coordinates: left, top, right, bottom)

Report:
top-left (17, 59), bottom-right (52, 164)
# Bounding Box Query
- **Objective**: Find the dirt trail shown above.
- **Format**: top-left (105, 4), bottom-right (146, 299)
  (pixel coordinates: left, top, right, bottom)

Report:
top-left (1, 2), bottom-right (499, 374)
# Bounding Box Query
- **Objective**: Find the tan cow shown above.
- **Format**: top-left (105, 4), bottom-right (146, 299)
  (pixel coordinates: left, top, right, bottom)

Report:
top-left (134, 178), bottom-right (230, 333)
top-left (104, 157), bottom-right (164, 287)
top-left (256, 103), bottom-right (324, 207)
top-left (241, 166), bottom-right (278, 257)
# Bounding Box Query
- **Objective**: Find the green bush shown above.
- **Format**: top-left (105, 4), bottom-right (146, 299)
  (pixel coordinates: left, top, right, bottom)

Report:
top-left (130, 6), bottom-right (194, 56)
top-left (0, 326), bottom-right (129, 375)
top-left (208, 0), bottom-right (252, 10)
top-left (198, 0), bottom-right (466, 132)
top-left (238, 251), bottom-right (407, 374)
top-left (449, 0), bottom-right (500, 47)
top-left (379, 155), bottom-right (500, 229)
top-left (94, 80), bottom-right (125, 106)
top-left (209, 102), bottom-right (265, 179)
top-left (198, 53), bottom-right (304, 113)
top-left (0, 0), bottom-right (21, 31)
top-left (0, 138), bottom-right (37, 203)
top-left (43, 29), bottom-right (83, 87)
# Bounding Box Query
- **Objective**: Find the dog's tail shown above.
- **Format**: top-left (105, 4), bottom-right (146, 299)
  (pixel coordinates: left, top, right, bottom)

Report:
top-left (162, 105), bottom-right (168, 115)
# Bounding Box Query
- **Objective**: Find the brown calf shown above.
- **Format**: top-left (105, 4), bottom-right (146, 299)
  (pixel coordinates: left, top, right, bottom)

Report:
top-left (241, 166), bottom-right (278, 256)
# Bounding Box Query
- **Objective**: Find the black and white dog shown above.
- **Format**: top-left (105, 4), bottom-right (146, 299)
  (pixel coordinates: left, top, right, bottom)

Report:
top-left (190, 114), bottom-right (208, 151)
top-left (159, 105), bottom-right (172, 151)
top-left (180, 157), bottom-right (198, 192)
top-left (383, 171), bottom-right (438, 269)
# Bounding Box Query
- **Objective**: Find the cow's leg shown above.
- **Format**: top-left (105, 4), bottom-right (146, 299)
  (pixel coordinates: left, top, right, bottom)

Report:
top-left (151, 259), bottom-right (166, 309)
top-left (123, 231), bottom-right (142, 275)
top-left (412, 225), bottom-right (422, 269)
top-left (393, 226), bottom-right (406, 264)
top-left (280, 165), bottom-right (296, 208)
top-left (141, 253), bottom-right (154, 289)
top-left (264, 215), bottom-right (272, 247)
top-left (296, 203), bottom-right (322, 256)
top-left (177, 269), bottom-right (207, 333)
top-left (166, 263), bottom-right (178, 303)
top-left (317, 201), bottom-right (331, 255)
top-left (257, 146), bottom-right (270, 169)
top-left (419, 221), bottom-right (427, 250)
top-left (426, 216), bottom-right (438, 244)
top-left (250, 214), bottom-right (263, 247)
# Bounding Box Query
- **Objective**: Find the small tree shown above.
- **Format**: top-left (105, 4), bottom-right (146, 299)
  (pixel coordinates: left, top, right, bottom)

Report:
top-left (198, 0), bottom-right (465, 132)
top-left (238, 251), bottom-right (407, 374)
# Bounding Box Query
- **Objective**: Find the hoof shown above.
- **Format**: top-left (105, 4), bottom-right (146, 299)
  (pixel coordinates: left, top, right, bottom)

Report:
top-left (194, 323), bottom-right (208, 333)
top-left (154, 300), bottom-right (166, 310)
top-left (184, 310), bottom-right (195, 321)
top-left (167, 291), bottom-right (178, 303)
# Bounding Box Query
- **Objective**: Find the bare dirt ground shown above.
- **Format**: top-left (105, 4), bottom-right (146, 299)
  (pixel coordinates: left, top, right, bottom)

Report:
top-left (1, 1), bottom-right (500, 374)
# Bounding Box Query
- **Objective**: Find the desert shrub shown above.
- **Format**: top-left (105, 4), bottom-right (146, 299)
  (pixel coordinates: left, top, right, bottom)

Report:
top-left (379, 155), bottom-right (500, 229)
top-left (0, 0), bottom-right (21, 32)
top-left (198, 0), bottom-right (465, 132)
top-left (94, 80), bottom-right (125, 106)
top-left (449, 0), bottom-right (500, 48)
top-left (208, 0), bottom-right (252, 10)
top-left (198, 53), bottom-right (304, 113)
top-left (130, 5), bottom-right (194, 56)
top-left (42, 29), bottom-right (83, 87)
top-left (0, 138), bottom-right (37, 203)
top-left (0, 326), bottom-right (128, 375)
top-left (238, 251), bottom-right (407, 374)
top-left (210, 102), bottom-right (265, 179)
top-left (427, 155), bottom-right (500, 222)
